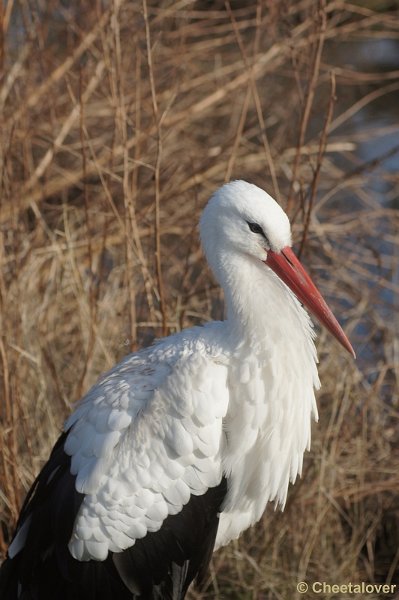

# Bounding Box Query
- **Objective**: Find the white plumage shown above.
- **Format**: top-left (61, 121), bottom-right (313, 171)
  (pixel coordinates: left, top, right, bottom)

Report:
top-left (64, 341), bottom-right (228, 560)
top-left (1, 180), bottom-right (354, 600)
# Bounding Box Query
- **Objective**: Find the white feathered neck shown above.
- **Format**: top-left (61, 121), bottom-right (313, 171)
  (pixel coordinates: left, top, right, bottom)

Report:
top-left (200, 181), bottom-right (320, 546)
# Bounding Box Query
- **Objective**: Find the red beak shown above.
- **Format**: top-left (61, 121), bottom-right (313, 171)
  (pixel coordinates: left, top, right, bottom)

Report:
top-left (265, 247), bottom-right (355, 357)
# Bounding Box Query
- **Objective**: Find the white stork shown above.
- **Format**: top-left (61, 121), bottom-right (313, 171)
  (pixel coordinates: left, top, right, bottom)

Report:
top-left (0, 180), bottom-right (354, 599)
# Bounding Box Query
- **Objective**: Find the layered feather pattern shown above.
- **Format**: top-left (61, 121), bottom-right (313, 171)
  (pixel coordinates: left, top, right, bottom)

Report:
top-left (63, 330), bottom-right (230, 561)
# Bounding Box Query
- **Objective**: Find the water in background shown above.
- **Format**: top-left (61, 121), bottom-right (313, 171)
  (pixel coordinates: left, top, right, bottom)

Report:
top-left (323, 38), bottom-right (399, 381)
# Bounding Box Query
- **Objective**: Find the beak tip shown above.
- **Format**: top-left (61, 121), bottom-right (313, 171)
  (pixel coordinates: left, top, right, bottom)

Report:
top-left (337, 333), bottom-right (356, 359)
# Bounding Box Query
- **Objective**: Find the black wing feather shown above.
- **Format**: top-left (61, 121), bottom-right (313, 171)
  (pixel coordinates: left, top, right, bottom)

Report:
top-left (113, 476), bottom-right (227, 598)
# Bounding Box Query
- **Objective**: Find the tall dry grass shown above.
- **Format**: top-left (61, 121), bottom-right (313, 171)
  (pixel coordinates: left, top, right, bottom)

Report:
top-left (0, 1), bottom-right (398, 598)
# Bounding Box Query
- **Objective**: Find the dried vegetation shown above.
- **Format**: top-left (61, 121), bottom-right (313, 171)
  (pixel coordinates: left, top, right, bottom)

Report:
top-left (0, 0), bottom-right (398, 598)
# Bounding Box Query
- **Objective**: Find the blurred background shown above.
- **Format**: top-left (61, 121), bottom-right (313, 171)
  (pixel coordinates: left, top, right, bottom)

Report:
top-left (0, 1), bottom-right (398, 598)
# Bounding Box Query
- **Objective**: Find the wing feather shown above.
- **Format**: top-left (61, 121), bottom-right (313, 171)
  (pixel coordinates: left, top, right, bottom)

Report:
top-left (63, 341), bottom-right (229, 561)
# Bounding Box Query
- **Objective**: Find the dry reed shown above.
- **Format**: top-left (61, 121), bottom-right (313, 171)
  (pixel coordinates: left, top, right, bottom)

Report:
top-left (0, 1), bottom-right (398, 598)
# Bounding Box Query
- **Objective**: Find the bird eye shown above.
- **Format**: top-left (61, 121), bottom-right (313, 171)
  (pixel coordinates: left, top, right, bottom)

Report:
top-left (247, 222), bottom-right (265, 235)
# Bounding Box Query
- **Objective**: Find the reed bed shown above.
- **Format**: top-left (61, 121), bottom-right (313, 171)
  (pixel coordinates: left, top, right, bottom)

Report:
top-left (0, 1), bottom-right (398, 598)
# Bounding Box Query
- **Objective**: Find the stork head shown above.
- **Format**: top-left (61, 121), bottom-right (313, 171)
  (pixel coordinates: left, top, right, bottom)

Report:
top-left (200, 180), bottom-right (355, 357)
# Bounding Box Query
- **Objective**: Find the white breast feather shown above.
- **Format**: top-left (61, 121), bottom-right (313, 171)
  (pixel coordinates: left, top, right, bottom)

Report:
top-left (215, 289), bottom-right (320, 549)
